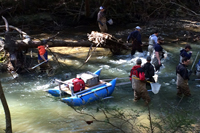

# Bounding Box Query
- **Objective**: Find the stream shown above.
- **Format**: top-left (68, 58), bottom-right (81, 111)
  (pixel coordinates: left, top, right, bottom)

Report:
top-left (1, 25), bottom-right (200, 133)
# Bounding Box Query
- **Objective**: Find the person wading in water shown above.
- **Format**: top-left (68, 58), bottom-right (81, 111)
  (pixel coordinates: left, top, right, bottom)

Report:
top-left (130, 58), bottom-right (151, 105)
top-left (142, 56), bottom-right (155, 83)
top-left (127, 26), bottom-right (143, 57)
top-left (179, 44), bottom-right (192, 63)
top-left (176, 57), bottom-right (192, 97)
top-left (148, 30), bottom-right (158, 56)
top-left (151, 36), bottom-right (165, 71)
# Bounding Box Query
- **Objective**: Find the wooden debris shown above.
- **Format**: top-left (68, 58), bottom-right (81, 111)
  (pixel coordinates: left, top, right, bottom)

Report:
top-left (87, 31), bottom-right (129, 54)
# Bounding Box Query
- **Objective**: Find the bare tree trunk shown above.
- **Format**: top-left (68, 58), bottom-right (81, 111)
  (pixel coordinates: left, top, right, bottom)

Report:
top-left (0, 81), bottom-right (12, 133)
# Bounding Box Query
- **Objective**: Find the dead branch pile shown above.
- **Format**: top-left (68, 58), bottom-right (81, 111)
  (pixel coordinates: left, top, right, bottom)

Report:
top-left (87, 31), bottom-right (129, 55)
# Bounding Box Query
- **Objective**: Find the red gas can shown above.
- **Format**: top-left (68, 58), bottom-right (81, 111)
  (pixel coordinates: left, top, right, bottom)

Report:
top-left (72, 78), bottom-right (85, 92)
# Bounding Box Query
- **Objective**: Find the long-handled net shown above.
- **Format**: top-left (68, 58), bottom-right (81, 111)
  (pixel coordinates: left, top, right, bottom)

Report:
top-left (150, 82), bottom-right (161, 94)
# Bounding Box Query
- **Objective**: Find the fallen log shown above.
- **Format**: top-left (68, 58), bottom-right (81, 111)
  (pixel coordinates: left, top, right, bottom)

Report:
top-left (15, 39), bottom-right (93, 49)
top-left (16, 39), bottom-right (129, 49)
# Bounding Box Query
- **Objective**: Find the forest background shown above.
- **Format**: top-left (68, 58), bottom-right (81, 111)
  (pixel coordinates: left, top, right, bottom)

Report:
top-left (1, 0), bottom-right (200, 32)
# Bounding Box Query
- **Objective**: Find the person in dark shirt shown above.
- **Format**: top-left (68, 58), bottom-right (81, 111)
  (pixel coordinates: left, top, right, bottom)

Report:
top-left (142, 56), bottom-right (155, 83)
top-left (127, 26), bottom-right (143, 56)
top-left (180, 44), bottom-right (192, 63)
top-left (176, 57), bottom-right (192, 97)
top-left (152, 37), bottom-right (164, 71)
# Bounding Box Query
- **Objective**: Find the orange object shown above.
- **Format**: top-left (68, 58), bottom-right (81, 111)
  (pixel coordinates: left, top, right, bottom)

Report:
top-left (38, 45), bottom-right (46, 55)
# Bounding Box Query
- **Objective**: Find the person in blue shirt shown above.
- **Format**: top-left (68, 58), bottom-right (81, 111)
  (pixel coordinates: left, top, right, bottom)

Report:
top-left (179, 44), bottom-right (192, 63)
top-left (127, 26), bottom-right (143, 56)
top-left (148, 30), bottom-right (158, 56)
top-left (151, 37), bottom-right (165, 71)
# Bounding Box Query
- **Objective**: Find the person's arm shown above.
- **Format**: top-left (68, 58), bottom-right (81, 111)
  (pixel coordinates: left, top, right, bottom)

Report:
top-left (127, 32), bottom-right (133, 42)
top-left (129, 69), bottom-right (133, 81)
top-left (97, 12), bottom-right (103, 26)
top-left (40, 55), bottom-right (47, 62)
top-left (153, 36), bottom-right (157, 45)
top-left (97, 20), bottom-right (103, 26)
top-left (155, 51), bottom-right (161, 65)
top-left (188, 51), bottom-right (192, 59)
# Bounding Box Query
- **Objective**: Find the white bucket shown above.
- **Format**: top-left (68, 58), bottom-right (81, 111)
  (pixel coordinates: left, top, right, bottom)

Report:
top-left (107, 19), bottom-right (113, 25)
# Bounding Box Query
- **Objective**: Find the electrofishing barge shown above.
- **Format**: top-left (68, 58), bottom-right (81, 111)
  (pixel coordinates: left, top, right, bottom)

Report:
top-left (46, 68), bottom-right (116, 106)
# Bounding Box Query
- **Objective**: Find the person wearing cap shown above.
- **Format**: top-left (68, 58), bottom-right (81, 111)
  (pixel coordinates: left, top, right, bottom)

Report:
top-left (179, 44), bottom-right (192, 63)
top-left (97, 6), bottom-right (107, 33)
top-left (151, 36), bottom-right (165, 71)
top-left (127, 26), bottom-right (143, 56)
top-left (130, 58), bottom-right (151, 105)
top-left (176, 57), bottom-right (192, 97)
top-left (148, 30), bottom-right (159, 56)
top-left (142, 56), bottom-right (155, 83)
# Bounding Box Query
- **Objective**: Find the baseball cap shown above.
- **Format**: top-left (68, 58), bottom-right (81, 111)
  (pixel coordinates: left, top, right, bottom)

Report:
top-left (146, 56), bottom-right (151, 61)
top-left (136, 58), bottom-right (142, 64)
top-left (135, 26), bottom-right (141, 30)
top-left (99, 6), bottom-right (104, 10)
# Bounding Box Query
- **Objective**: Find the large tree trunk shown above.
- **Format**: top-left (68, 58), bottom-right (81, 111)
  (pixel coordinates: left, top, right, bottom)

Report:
top-left (0, 81), bottom-right (12, 133)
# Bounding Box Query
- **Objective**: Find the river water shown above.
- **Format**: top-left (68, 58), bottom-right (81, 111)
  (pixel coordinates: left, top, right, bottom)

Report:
top-left (1, 27), bottom-right (200, 133)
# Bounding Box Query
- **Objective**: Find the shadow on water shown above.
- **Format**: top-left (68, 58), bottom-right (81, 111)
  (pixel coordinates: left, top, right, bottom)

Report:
top-left (1, 25), bottom-right (200, 132)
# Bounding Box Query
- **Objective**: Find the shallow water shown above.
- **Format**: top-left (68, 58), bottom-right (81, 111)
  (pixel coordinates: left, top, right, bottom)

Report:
top-left (1, 28), bottom-right (200, 132)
